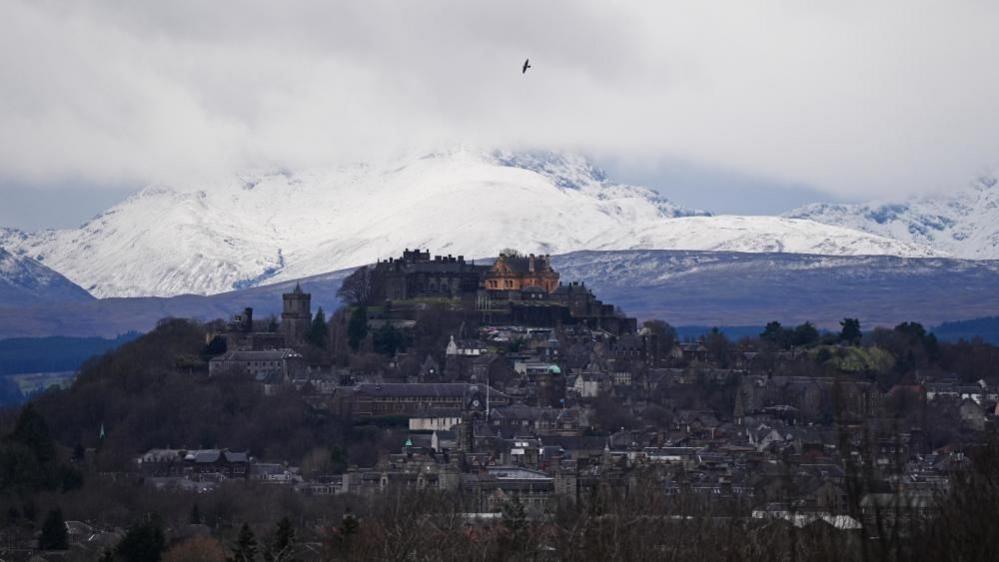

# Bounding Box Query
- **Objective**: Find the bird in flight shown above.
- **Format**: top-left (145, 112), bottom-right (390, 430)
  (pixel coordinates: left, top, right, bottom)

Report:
top-left (522, 58), bottom-right (532, 74)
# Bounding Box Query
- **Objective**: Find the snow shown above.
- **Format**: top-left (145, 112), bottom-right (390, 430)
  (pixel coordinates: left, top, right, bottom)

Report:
top-left (0, 149), bottom-right (941, 298)
top-left (0, 246), bottom-right (93, 303)
top-left (786, 173), bottom-right (999, 259)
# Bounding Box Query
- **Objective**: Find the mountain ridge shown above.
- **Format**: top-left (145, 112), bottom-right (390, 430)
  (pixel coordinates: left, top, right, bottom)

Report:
top-left (786, 173), bottom-right (999, 259)
top-left (0, 150), bottom-right (940, 298)
top-left (0, 246), bottom-right (94, 305)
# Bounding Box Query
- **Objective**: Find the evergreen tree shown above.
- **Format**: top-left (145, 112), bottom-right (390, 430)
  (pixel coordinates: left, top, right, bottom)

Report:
top-left (264, 517), bottom-right (294, 562)
top-left (0, 403), bottom-right (61, 492)
top-left (840, 317), bottom-right (862, 345)
top-left (643, 319), bottom-right (678, 355)
top-left (501, 496), bottom-right (529, 552)
top-left (60, 465), bottom-right (84, 492)
top-left (792, 322), bottom-right (820, 347)
top-left (39, 508), bottom-right (68, 550)
top-left (329, 509), bottom-right (359, 557)
top-left (307, 308), bottom-right (329, 349)
top-left (117, 518), bottom-right (166, 562)
top-left (346, 306), bottom-right (368, 352)
top-left (339, 510), bottom-right (358, 538)
top-left (704, 328), bottom-right (733, 367)
top-left (10, 403), bottom-right (57, 466)
top-left (204, 335), bottom-right (228, 356)
top-left (761, 321), bottom-right (789, 349)
top-left (372, 323), bottom-right (404, 356)
top-left (229, 523), bottom-right (259, 562)
top-left (72, 442), bottom-right (86, 462)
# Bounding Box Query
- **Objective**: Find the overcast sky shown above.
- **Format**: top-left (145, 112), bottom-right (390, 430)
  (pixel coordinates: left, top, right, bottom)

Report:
top-left (2, 1), bottom-right (998, 229)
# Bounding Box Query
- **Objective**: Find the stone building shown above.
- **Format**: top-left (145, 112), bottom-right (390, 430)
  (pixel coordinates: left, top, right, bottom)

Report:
top-left (339, 382), bottom-right (511, 417)
top-left (484, 253), bottom-right (559, 293)
top-left (281, 284), bottom-right (311, 346)
top-left (376, 249), bottom-right (487, 300)
top-left (208, 349), bottom-right (305, 382)
top-left (137, 448), bottom-right (250, 480)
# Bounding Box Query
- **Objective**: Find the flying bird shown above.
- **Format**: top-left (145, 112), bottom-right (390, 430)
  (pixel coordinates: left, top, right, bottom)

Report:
top-left (522, 58), bottom-right (531, 74)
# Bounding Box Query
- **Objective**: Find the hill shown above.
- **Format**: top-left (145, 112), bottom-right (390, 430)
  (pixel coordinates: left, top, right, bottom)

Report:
top-left (0, 246), bottom-right (94, 305)
top-left (1, 250), bottom-right (998, 338)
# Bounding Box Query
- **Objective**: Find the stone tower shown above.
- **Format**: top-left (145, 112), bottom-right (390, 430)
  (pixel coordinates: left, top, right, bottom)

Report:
top-left (281, 283), bottom-right (311, 346)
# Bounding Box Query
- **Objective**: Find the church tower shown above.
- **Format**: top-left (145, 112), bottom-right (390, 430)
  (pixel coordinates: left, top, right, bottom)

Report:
top-left (281, 283), bottom-right (311, 346)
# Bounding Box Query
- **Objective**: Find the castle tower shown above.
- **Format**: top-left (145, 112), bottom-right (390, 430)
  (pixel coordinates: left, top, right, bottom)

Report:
top-left (281, 283), bottom-right (311, 346)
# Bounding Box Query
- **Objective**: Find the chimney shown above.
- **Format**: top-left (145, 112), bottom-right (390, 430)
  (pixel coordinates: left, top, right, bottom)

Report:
top-left (529, 254), bottom-right (536, 273)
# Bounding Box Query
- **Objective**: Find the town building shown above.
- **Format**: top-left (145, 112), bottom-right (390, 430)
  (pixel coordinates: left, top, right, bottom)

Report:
top-left (484, 253), bottom-right (559, 293)
top-left (208, 348), bottom-right (305, 383)
top-left (281, 283), bottom-right (312, 346)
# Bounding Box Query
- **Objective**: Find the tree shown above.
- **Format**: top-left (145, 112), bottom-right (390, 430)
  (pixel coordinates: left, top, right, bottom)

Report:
top-left (204, 335), bottom-right (228, 356)
top-left (117, 518), bottom-right (166, 562)
top-left (39, 508), bottom-right (68, 550)
top-left (328, 509), bottom-right (359, 558)
top-left (840, 318), bottom-right (862, 345)
top-left (229, 522), bottom-right (259, 562)
top-left (372, 322), bottom-right (404, 356)
top-left (337, 266), bottom-right (372, 306)
top-left (264, 517), bottom-right (294, 562)
top-left (761, 321), bottom-right (790, 349)
top-left (307, 307), bottom-right (329, 349)
top-left (347, 306), bottom-right (368, 352)
top-left (165, 536), bottom-right (226, 562)
top-left (792, 322), bottom-right (820, 348)
top-left (0, 403), bottom-right (61, 493)
top-left (190, 503), bottom-right (202, 525)
top-left (10, 404), bottom-right (57, 467)
top-left (501, 496), bottom-right (529, 553)
top-left (704, 328), bottom-right (734, 367)
top-left (643, 319), bottom-right (678, 358)
top-left (895, 321), bottom-right (940, 361)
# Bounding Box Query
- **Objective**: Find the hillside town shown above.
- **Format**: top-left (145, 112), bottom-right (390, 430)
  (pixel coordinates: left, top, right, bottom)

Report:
top-left (105, 248), bottom-right (995, 545)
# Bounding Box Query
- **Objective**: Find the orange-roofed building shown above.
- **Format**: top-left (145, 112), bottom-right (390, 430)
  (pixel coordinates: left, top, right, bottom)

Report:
top-left (484, 253), bottom-right (559, 293)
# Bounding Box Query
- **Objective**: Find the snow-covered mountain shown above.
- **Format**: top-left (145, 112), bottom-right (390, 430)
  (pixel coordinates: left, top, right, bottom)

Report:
top-left (786, 173), bottom-right (999, 259)
top-left (0, 150), bottom-right (940, 298)
top-left (0, 246), bottom-right (93, 304)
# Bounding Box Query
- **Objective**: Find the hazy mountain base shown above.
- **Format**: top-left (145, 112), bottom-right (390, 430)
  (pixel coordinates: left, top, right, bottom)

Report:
top-left (2, 250), bottom-right (999, 338)
top-left (557, 250), bottom-right (999, 328)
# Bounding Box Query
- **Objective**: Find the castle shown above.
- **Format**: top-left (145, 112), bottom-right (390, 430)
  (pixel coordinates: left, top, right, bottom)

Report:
top-left (368, 248), bottom-right (635, 334)
top-left (378, 249), bottom-right (485, 300)
top-left (374, 248), bottom-right (561, 301)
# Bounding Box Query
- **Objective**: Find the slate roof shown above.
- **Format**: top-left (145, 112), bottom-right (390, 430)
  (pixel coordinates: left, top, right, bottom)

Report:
top-left (214, 349), bottom-right (302, 362)
top-left (354, 383), bottom-right (509, 400)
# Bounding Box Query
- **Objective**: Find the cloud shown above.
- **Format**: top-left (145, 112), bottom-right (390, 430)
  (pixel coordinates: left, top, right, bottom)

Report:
top-left (1, 0), bottom-right (997, 199)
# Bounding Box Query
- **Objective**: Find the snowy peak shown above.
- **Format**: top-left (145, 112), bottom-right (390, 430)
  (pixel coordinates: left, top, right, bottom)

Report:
top-left (1, 150), bottom-right (940, 298)
top-left (0, 246), bottom-right (93, 304)
top-left (593, 215), bottom-right (941, 258)
top-left (786, 171), bottom-right (999, 259)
